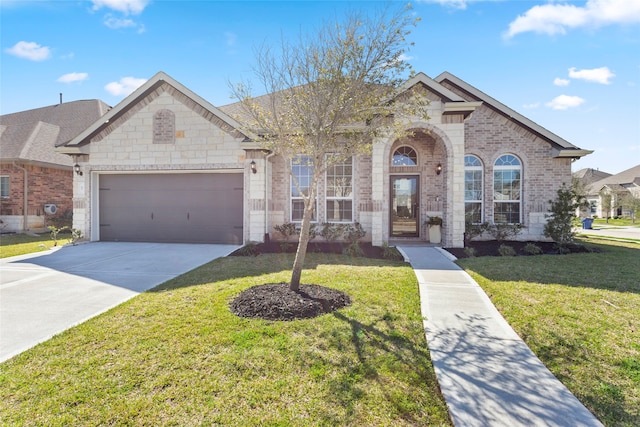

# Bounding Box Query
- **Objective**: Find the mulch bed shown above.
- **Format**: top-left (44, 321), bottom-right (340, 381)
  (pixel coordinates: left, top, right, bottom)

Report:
top-left (445, 240), bottom-right (596, 258)
top-left (230, 283), bottom-right (352, 321)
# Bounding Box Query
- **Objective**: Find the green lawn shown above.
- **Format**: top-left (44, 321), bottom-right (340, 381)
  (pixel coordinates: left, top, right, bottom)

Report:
top-left (0, 233), bottom-right (55, 258)
top-left (593, 218), bottom-right (640, 227)
top-left (0, 253), bottom-right (451, 426)
top-left (457, 237), bottom-right (639, 427)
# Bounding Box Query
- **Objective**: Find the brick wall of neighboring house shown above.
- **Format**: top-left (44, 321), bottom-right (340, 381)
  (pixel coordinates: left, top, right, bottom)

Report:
top-left (464, 105), bottom-right (572, 239)
top-left (0, 163), bottom-right (73, 217)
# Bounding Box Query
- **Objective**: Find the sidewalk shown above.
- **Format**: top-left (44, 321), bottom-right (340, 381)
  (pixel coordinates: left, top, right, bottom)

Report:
top-left (397, 245), bottom-right (603, 427)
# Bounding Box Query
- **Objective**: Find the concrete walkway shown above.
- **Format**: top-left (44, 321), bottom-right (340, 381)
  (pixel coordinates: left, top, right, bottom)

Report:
top-left (398, 245), bottom-right (603, 427)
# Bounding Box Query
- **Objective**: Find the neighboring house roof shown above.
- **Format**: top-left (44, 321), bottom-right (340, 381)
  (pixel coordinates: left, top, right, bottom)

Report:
top-left (573, 168), bottom-right (612, 186)
top-left (0, 100), bottom-right (110, 167)
top-left (586, 164), bottom-right (640, 194)
top-left (60, 71), bottom-right (251, 153)
top-left (434, 72), bottom-right (593, 159)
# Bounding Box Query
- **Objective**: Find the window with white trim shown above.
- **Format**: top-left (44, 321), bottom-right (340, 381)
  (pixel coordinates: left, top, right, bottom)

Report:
top-left (493, 154), bottom-right (522, 224)
top-left (0, 176), bottom-right (9, 198)
top-left (326, 157), bottom-right (353, 222)
top-left (392, 146), bottom-right (417, 166)
top-left (464, 155), bottom-right (483, 223)
top-left (291, 156), bottom-right (316, 222)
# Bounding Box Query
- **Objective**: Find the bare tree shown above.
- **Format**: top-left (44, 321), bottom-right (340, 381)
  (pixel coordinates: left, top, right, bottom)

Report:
top-left (230, 4), bottom-right (428, 291)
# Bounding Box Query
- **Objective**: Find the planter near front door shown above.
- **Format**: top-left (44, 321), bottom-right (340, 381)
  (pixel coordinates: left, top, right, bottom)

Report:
top-left (428, 225), bottom-right (441, 244)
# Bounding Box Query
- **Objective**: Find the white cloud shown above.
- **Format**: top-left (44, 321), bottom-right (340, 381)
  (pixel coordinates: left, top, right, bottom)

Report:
top-left (104, 14), bottom-right (137, 29)
top-left (554, 77), bottom-right (570, 86)
top-left (568, 66), bottom-right (615, 84)
top-left (91, 0), bottom-right (149, 15)
top-left (57, 72), bottom-right (89, 83)
top-left (523, 102), bottom-right (540, 109)
top-left (546, 95), bottom-right (586, 110)
top-left (4, 41), bottom-right (51, 61)
top-left (104, 76), bottom-right (147, 96)
top-left (418, 0), bottom-right (496, 10)
top-left (504, 0), bottom-right (640, 38)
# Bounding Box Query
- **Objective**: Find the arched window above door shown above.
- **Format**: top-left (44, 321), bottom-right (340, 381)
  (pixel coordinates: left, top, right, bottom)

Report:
top-left (392, 146), bottom-right (417, 166)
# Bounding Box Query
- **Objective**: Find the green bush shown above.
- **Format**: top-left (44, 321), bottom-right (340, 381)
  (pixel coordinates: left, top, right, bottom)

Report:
top-left (522, 243), bottom-right (543, 255)
top-left (498, 244), bottom-right (517, 257)
top-left (381, 242), bottom-right (403, 261)
top-left (463, 247), bottom-right (477, 258)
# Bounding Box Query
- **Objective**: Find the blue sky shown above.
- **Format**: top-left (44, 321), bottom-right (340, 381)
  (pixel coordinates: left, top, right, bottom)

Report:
top-left (1, 0), bottom-right (639, 174)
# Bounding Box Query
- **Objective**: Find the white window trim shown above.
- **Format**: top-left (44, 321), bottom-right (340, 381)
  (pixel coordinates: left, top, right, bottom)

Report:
top-left (290, 156), bottom-right (317, 223)
top-left (325, 156), bottom-right (354, 223)
top-left (464, 156), bottom-right (483, 224)
top-left (392, 146), bottom-right (418, 167)
top-left (493, 154), bottom-right (522, 224)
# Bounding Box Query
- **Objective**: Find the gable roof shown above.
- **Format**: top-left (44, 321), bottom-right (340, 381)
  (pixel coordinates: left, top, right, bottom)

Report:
top-left (0, 100), bottom-right (110, 167)
top-left (59, 71), bottom-right (251, 153)
top-left (586, 164), bottom-right (640, 194)
top-left (434, 72), bottom-right (593, 159)
top-left (573, 168), bottom-right (612, 186)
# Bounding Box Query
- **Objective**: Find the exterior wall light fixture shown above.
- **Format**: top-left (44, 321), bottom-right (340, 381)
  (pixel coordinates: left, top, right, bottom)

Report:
top-left (74, 163), bottom-right (83, 176)
top-left (250, 160), bottom-right (257, 174)
top-left (436, 163), bottom-right (442, 175)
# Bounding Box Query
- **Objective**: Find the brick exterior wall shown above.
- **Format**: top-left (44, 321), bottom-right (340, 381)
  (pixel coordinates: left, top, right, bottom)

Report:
top-left (0, 163), bottom-right (72, 219)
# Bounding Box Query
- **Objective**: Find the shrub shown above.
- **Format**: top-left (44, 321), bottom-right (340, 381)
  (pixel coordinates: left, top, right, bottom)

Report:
top-left (463, 247), bottom-right (477, 258)
top-left (521, 243), bottom-right (543, 256)
top-left (48, 225), bottom-right (68, 247)
top-left (343, 222), bottom-right (366, 257)
top-left (381, 242), bottom-right (403, 261)
top-left (320, 222), bottom-right (345, 242)
top-left (498, 244), bottom-right (517, 257)
top-left (70, 228), bottom-right (83, 246)
top-left (487, 223), bottom-right (523, 242)
top-left (464, 219), bottom-right (489, 244)
top-left (274, 222), bottom-right (299, 251)
top-left (236, 242), bottom-right (258, 256)
top-left (544, 184), bottom-right (586, 250)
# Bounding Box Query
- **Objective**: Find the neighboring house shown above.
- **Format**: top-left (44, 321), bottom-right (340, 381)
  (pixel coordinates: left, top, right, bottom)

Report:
top-left (573, 168), bottom-right (612, 217)
top-left (1, 100), bottom-right (111, 232)
top-left (584, 165), bottom-right (640, 219)
top-left (57, 71), bottom-right (592, 247)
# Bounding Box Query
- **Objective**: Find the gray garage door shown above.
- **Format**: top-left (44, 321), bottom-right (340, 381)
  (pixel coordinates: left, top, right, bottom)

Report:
top-left (99, 173), bottom-right (243, 244)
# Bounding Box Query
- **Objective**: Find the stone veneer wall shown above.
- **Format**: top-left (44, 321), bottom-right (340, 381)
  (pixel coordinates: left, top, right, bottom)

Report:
top-left (76, 89), bottom-right (247, 241)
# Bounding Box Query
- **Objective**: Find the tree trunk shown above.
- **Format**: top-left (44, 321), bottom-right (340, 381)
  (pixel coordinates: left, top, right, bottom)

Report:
top-left (290, 190), bottom-right (316, 291)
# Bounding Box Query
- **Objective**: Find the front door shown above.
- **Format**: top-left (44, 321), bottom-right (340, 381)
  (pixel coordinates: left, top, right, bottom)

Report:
top-left (390, 175), bottom-right (419, 237)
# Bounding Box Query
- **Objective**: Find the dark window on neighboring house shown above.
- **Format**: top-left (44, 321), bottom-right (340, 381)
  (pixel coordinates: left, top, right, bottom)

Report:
top-left (0, 176), bottom-right (9, 198)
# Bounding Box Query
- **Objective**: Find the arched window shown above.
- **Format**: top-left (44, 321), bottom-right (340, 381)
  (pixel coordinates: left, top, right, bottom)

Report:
top-left (464, 155), bottom-right (483, 223)
top-left (493, 154), bottom-right (522, 224)
top-left (153, 109), bottom-right (175, 144)
top-left (392, 146), bottom-right (417, 166)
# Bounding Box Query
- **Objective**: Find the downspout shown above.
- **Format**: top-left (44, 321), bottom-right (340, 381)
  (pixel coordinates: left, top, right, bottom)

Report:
top-left (13, 162), bottom-right (28, 232)
top-left (264, 151), bottom-right (275, 242)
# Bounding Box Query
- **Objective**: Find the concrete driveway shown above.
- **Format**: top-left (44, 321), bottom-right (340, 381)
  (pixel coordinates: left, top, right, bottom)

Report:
top-left (0, 242), bottom-right (239, 363)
